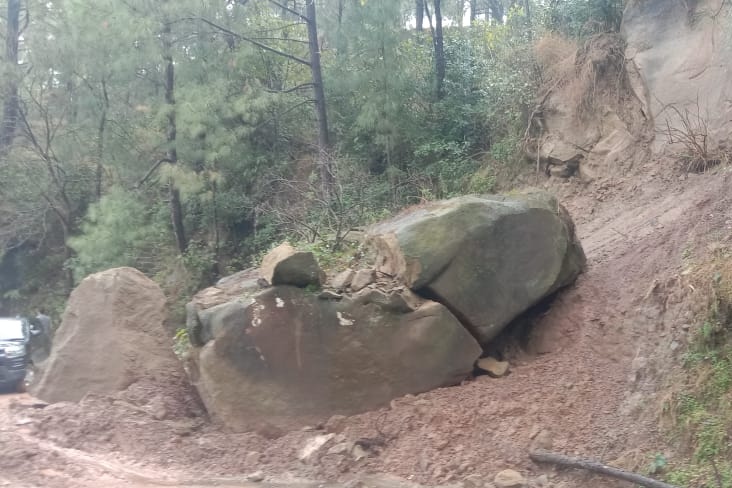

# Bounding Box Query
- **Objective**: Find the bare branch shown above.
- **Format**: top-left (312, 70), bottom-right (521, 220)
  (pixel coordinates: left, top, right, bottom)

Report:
top-left (265, 83), bottom-right (314, 94)
top-left (265, 0), bottom-right (310, 23)
top-left (191, 17), bottom-right (311, 66)
top-left (136, 158), bottom-right (174, 189)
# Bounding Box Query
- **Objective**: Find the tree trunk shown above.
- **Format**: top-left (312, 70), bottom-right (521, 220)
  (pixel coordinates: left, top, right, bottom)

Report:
top-left (305, 0), bottom-right (333, 197)
top-left (523, 0), bottom-right (532, 37)
top-left (416, 0), bottom-right (425, 32)
top-left (0, 0), bottom-right (21, 156)
top-left (529, 451), bottom-right (681, 488)
top-left (433, 0), bottom-right (446, 100)
top-left (162, 19), bottom-right (187, 253)
top-left (488, 0), bottom-right (505, 23)
top-left (469, 0), bottom-right (477, 23)
top-left (95, 78), bottom-right (109, 199)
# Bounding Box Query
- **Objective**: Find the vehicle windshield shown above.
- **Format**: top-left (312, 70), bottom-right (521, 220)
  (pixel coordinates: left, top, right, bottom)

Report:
top-left (0, 318), bottom-right (26, 341)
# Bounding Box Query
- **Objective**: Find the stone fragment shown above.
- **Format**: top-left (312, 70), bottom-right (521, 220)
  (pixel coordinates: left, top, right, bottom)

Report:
top-left (494, 469), bottom-right (526, 488)
top-left (476, 357), bottom-right (510, 377)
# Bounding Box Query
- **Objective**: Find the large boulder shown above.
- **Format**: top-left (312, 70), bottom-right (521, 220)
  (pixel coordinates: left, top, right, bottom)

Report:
top-left (185, 284), bottom-right (481, 432)
top-left (367, 192), bottom-right (585, 344)
top-left (33, 267), bottom-right (186, 403)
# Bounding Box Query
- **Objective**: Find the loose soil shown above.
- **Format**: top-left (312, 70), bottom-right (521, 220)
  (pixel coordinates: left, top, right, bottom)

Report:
top-left (3, 162), bottom-right (731, 488)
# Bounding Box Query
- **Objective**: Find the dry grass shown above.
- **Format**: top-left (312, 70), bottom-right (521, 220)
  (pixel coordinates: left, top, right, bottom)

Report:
top-left (534, 33), bottom-right (577, 87)
top-left (524, 33), bottom-right (630, 169)
top-left (533, 33), bottom-right (627, 120)
top-left (658, 99), bottom-right (730, 173)
top-left (571, 33), bottom-right (627, 118)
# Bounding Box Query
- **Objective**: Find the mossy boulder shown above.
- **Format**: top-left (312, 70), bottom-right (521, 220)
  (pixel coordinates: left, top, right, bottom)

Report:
top-left (367, 192), bottom-right (585, 344)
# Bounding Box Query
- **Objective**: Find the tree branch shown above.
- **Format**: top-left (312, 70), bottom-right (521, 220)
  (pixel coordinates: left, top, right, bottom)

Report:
top-left (192, 17), bottom-right (311, 66)
top-left (529, 450), bottom-right (680, 488)
top-left (265, 0), bottom-right (310, 23)
top-left (252, 99), bottom-right (314, 131)
top-left (135, 158), bottom-right (173, 189)
top-left (265, 83), bottom-right (314, 94)
top-left (250, 36), bottom-right (309, 44)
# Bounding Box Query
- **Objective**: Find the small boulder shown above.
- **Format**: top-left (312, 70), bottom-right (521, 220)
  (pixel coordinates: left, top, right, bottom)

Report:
top-left (260, 242), bottom-right (322, 288)
top-left (246, 471), bottom-right (265, 482)
top-left (299, 434), bottom-right (335, 463)
top-left (331, 269), bottom-right (356, 291)
top-left (494, 469), bottom-right (526, 488)
top-left (351, 268), bottom-right (376, 292)
top-left (318, 290), bottom-right (343, 300)
top-left (476, 357), bottom-right (510, 377)
top-left (245, 451), bottom-right (262, 465)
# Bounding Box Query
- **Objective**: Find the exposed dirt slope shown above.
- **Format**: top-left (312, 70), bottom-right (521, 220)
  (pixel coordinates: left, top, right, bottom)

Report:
top-left (624, 0), bottom-right (732, 154)
top-left (3, 161), bottom-right (731, 488)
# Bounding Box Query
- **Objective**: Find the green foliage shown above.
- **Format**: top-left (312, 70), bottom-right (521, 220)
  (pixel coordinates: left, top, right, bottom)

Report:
top-left (648, 453), bottom-right (667, 475)
top-left (3, 0), bottom-right (575, 319)
top-left (540, 0), bottom-right (625, 39)
top-left (68, 189), bottom-right (171, 281)
top-left (293, 239), bottom-right (364, 272)
top-left (467, 169), bottom-right (497, 194)
top-left (172, 328), bottom-right (191, 359)
top-left (663, 267), bottom-right (732, 486)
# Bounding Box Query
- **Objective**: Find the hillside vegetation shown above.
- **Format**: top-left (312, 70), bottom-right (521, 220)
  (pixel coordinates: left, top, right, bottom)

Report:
top-left (0, 0), bottom-right (624, 315)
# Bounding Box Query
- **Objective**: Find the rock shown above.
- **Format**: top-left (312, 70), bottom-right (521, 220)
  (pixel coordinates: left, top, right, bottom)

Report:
top-left (352, 444), bottom-right (368, 461)
top-left (195, 299), bottom-right (254, 346)
top-left (494, 469), bottom-right (526, 488)
top-left (318, 290), bottom-right (343, 300)
top-left (531, 430), bottom-right (554, 451)
top-left (245, 451), bottom-right (261, 465)
top-left (368, 192), bottom-right (585, 343)
top-left (476, 357), bottom-right (510, 377)
top-left (463, 474), bottom-right (488, 488)
top-left (260, 242), bottom-right (322, 288)
top-left (186, 285), bottom-right (480, 432)
top-left (33, 268), bottom-right (188, 403)
top-left (149, 396), bottom-right (169, 421)
top-left (246, 471), bottom-right (265, 482)
top-left (299, 434), bottom-right (335, 462)
top-left (533, 474), bottom-right (549, 487)
top-left (327, 442), bottom-right (353, 455)
top-left (325, 415), bottom-right (348, 433)
top-left (192, 268), bottom-right (262, 310)
top-left (332, 269), bottom-right (356, 291)
top-left (350, 268), bottom-right (376, 292)
top-left (185, 302), bottom-right (204, 347)
top-left (352, 288), bottom-right (419, 313)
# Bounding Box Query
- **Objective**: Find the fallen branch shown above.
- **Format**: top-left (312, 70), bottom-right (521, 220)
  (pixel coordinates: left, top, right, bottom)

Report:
top-left (529, 450), bottom-right (680, 488)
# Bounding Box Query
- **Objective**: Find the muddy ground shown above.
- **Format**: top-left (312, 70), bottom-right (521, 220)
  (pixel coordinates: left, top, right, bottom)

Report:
top-left (2, 163), bottom-right (731, 488)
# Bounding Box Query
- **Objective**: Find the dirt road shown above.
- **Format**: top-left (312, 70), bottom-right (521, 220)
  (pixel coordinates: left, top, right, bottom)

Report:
top-left (2, 167), bottom-right (730, 488)
top-left (0, 393), bottom-right (258, 488)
